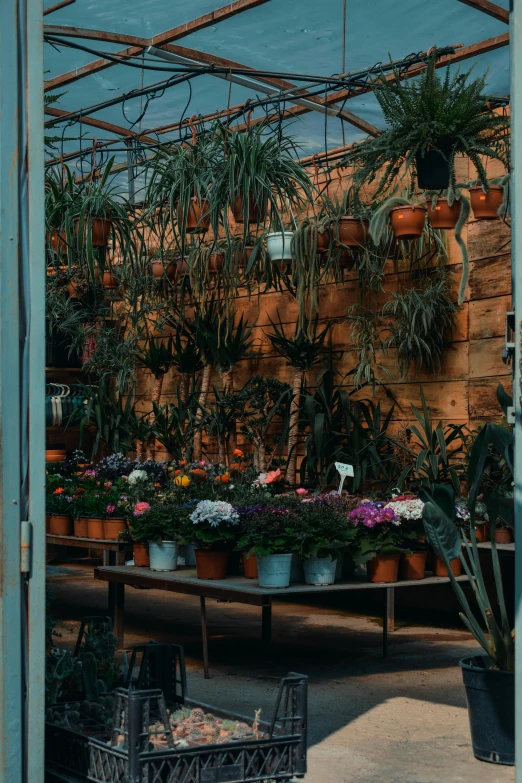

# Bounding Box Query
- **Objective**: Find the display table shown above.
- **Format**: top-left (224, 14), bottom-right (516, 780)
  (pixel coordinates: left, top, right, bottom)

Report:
top-left (94, 565), bottom-right (468, 678)
top-left (47, 534), bottom-right (132, 637)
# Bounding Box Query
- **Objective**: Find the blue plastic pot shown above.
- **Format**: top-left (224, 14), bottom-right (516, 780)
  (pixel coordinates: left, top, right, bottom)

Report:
top-left (257, 553), bottom-right (293, 588)
top-left (303, 556), bottom-right (337, 585)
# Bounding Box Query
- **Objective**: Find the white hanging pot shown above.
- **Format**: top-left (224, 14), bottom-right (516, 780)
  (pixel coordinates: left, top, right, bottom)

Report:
top-left (266, 232), bottom-right (294, 264)
top-left (149, 540), bottom-right (179, 571)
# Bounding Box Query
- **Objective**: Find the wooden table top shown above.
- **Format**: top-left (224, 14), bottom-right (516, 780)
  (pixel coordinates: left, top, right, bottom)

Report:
top-left (47, 534), bottom-right (131, 552)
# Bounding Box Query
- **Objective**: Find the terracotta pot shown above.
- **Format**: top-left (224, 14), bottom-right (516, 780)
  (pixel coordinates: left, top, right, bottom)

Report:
top-left (337, 216), bottom-right (369, 247)
top-left (433, 554), bottom-right (462, 577)
top-left (133, 542), bottom-right (150, 567)
top-left (494, 528), bottom-right (513, 544)
top-left (469, 186), bottom-right (503, 220)
top-left (195, 550), bottom-right (229, 580)
top-left (49, 514), bottom-right (73, 536)
top-left (232, 245), bottom-right (254, 268)
top-left (242, 552), bottom-right (258, 579)
top-left (208, 252), bottom-right (224, 273)
top-left (176, 258), bottom-right (189, 276)
top-left (180, 198), bottom-right (210, 233)
top-left (103, 270), bottom-right (119, 289)
top-left (74, 216), bottom-right (112, 247)
top-left (67, 279), bottom-right (81, 298)
top-left (232, 193), bottom-right (266, 224)
top-left (400, 551), bottom-right (427, 581)
top-left (474, 523), bottom-right (489, 543)
top-left (46, 448), bottom-right (66, 463)
top-left (151, 258), bottom-right (176, 281)
top-left (390, 205), bottom-right (427, 239)
top-left (73, 517), bottom-right (89, 537)
top-left (86, 517), bottom-right (105, 539)
top-left (337, 247), bottom-right (355, 269)
top-left (103, 518), bottom-right (127, 540)
top-left (316, 230), bottom-right (331, 253)
top-left (426, 197), bottom-right (461, 229)
top-left (48, 230), bottom-right (67, 253)
top-left (366, 553), bottom-right (400, 583)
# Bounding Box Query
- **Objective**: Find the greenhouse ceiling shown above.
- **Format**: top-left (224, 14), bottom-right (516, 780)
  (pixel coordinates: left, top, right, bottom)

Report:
top-left (43, 0), bottom-right (510, 190)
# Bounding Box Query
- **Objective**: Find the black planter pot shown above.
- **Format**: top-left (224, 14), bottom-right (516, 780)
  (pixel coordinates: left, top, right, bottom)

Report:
top-left (416, 148), bottom-right (450, 190)
top-left (460, 656), bottom-right (514, 765)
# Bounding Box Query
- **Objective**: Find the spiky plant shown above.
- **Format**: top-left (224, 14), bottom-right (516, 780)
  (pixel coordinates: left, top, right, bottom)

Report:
top-left (235, 376), bottom-right (291, 471)
top-left (344, 304), bottom-right (389, 392)
top-left (342, 53), bottom-right (509, 196)
top-left (138, 336), bottom-right (175, 459)
top-left (265, 316), bottom-right (330, 484)
top-left (291, 216), bottom-right (332, 331)
top-left (170, 331), bottom-right (203, 404)
top-left (382, 272), bottom-right (458, 377)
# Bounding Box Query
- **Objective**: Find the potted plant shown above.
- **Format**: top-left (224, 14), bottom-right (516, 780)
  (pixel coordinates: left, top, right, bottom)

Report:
top-left (468, 174), bottom-right (510, 220)
top-left (238, 499), bottom-right (299, 588)
top-left (46, 485), bottom-right (74, 536)
top-left (130, 502), bottom-right (189, 571)
top-left (71, 486), bottom-right (112, 539)
top-left (383, 495), bottom-right (427, 579)
top-left (349, 501), bottom-right (416, 583)
top-left (421, 395), bottom-right (514, 764)
top-left (342, 53), bottom-right (509, 194)
top-left (292, 495), bottom-right (356, 585)
top-left (189, 500), bottom-right (240, 579)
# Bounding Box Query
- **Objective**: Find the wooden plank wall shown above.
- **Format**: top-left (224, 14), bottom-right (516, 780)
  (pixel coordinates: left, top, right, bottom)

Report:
top-left (138, 155), bottom-right (512, 462)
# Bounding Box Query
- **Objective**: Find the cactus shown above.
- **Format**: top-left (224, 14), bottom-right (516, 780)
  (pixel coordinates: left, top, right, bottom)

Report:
top-left (82, 652), bottom-right (107, 701)
top-left (188, 707), bottom-right (205, 723)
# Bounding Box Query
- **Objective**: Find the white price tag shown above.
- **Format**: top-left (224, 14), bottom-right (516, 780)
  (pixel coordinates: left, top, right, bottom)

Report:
top-left (335, 462), bottom-right (354, 495)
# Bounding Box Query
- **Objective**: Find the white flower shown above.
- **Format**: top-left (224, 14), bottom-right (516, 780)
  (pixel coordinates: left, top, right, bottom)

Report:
top-left (128, 469), bottom-right (148, 485)
top-left (384, 498), bottom-right (424, 521)
top-left (190, 500), bottom-right (239, 527)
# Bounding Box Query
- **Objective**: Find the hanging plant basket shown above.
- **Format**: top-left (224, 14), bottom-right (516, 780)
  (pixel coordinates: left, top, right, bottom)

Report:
top-left (47, 229), bottom-right (67, 254)
top-left (74, 216), bottom-right (112, 248)
top-left (232, 245), bottom-right (254, 268)
top-left (469, 186), bottom-right (503, 220)
top-left (102, 270), bottom-right (119, 289)
top-left (208, 252), bottom-right (224, 273)
top-left (337, 216), bottom-right (369, 247)
top-left (151, 259), bottom-right (176, 281)
top-left (176, 258), bottom-right (189, 276)
top-left (390, 205), bottom-right (426, 239)
top-left (415, 148), bottom-right (451, 190)
top-left (266, 231), bottom-right (294, 264)
top-left (179, 198), bottom-right (210, 233)
top-left (232, 192), bottom-right (267, 224)
top-left (316, 229), bottom-right (331, 254)
top-left (426, 197), bottom-right (461, 229)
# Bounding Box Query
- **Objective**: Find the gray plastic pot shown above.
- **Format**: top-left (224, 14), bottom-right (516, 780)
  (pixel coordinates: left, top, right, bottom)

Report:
top-left (460, 655), bottom-right (514, 765)
top-left (149, 540), bottom-right (179, 572)
top-left (303, 555), bottom-right (337, 585)
top-left (183, 543), bottom-right (197, 567)
top-left (257, 553), bottom-right (293, 588)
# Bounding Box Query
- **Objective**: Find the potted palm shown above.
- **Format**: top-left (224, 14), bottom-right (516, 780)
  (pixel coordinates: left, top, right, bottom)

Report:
top-left (189, 500), bottom-right (240, 579)
top-left (342, 53), bottom-right (509, 194)
top-left (421, 386), bottom-right (514, 764)
top-left (130, 502), bottom-right (189, 571)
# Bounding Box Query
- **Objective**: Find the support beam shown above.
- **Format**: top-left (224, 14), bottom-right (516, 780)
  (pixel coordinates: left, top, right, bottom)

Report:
top-left (235, 33), bottom-right (510, 130)
top-left (45, 105), bottom-right (159, 144)
top-left (456, 0), bottom-right (509, 24)
top-left (43, 0), bottom-right (76, 15)
top-left (44, 0), bottom-right (270, 91)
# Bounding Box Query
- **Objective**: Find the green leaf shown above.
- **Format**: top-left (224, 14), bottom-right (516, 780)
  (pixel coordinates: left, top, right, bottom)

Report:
top-left (422, 500), bottom-right (461, 560)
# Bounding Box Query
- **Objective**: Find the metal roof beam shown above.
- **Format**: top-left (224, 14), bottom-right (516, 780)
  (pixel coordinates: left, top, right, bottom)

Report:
top-left (456, 0), bottom-right (509, 23)
top-left (44, 0), bottom-right (271, 91)
top-left (43, 0), bottom-right (76, 16)
top-left (44, 105), bottom-right (158, 144)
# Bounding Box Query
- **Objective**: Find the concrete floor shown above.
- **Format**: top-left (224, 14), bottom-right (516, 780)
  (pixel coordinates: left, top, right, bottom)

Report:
top-left (47, 560), bottom-right (515, 783)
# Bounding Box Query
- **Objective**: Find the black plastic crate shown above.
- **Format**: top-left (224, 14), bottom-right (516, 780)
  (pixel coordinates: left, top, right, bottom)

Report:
top-left (46, 643), bottom-right (307, 783)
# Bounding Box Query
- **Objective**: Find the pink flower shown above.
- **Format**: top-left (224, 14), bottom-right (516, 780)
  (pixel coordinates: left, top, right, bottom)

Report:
top-left (106, 504), bottom-right (116, 515)
top-left (133, 501), bottom-right (150, 517)
top-left (104, 481), bottom-right (113, 489)
top-left (296, 488), bottom-right (308, 496)
top-left (199, 461), bottom-right (207, 467)
top-left (84, 469), bottom-right (97, 478)
top-left (264, 469), bottom-right (282, 484)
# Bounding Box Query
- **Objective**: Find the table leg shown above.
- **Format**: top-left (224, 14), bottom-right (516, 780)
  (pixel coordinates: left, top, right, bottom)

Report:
top-left (261, 601), bottom-right (272, 642)
top-left (106, 551), bottom-right (125, 644)
top-left (382, 587), bottom-right (395, 658)
top-left (200, 596), bottom-right (210, 679)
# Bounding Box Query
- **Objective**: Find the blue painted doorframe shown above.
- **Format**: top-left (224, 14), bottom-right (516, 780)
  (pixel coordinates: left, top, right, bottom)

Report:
top-left (0, 2), bottom-right (45, 783)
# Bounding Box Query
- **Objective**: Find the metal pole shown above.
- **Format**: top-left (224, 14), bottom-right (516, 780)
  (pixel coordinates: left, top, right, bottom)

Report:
top-left (0, 2), bottom-right (45, 782)
top-left (512, 0), bottom-right (522, 779)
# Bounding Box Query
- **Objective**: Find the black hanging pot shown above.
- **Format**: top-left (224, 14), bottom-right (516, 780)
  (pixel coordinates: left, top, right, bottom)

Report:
top-left (460, 656), bottom-right (514, 765)
top-left (415, 147), bottom-right (451, 190)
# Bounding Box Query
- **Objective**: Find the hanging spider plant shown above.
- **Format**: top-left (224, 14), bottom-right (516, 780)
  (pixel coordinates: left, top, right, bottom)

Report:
top-left (145, 120), bottom-right (220, 254)
top-left (265, 315), bottom-right (330, 485)
top-left (214, 119), bottom-right (314, 242)
top-left (45, 165), bottom-right (81, 262)
top-left (138, 336), bottom-right (175, 459)
top-left (341, 52), bottom-right (509, 195)
top-left (290, 215), bottom-right (333, 333)
top-left (344, 304), bottom-right (389, 392)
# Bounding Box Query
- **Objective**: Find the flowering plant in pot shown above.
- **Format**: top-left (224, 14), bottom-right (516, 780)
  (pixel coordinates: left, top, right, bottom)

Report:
top-left (384, 495), bottom-right (428, 579)
top-left (190, 500), bottom-right (240, 579)
top-left (289, 494), bottom-right (356, 585)
top-left (46, 484), bottom-right (74, 536)
top-left (349, 501), bottom-right (416, 583)
top-left (421, 392), bottom-right (514, 764)
top-left (237, 499), bottom-right (299, 588)
top-left (341, 52), bottom-right (509, 195)
top-left (129, 501), bottom-right (190, 571)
